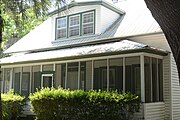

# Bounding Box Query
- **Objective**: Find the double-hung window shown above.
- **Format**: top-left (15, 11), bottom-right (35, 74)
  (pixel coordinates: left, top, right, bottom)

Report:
top-left (69, 15), bottom-right (80, 37)
top-left (82, 12), bottom-right (94, 35)
top-left (56, 17), bottom-right (67, 39)
top-left (56, 10), bottom-right (95, 39)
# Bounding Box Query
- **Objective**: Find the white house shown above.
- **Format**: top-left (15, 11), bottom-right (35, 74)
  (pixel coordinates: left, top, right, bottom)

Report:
top-left (1, 0), bottom-right (180, 119)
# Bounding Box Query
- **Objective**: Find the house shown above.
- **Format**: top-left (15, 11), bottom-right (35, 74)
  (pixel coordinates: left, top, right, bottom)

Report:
top-left (0, 0), bottom-right (180, 119)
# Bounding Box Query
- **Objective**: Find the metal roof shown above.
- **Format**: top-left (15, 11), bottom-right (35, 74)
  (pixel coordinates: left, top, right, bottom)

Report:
top-left (4, 0), bottom-right (162, 54)
top-left (0, 40), bottom-right (167, 65)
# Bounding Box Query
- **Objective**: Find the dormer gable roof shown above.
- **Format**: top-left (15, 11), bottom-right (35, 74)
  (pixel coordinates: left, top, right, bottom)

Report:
top-left (49, 0), bottom-right (125, 16)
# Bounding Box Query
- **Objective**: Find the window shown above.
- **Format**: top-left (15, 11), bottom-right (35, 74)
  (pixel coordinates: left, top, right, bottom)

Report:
top-left (69, 15), bottom-right (80, 37)
top-left (56, 10), bottom-right (95, 39)
top-left (56, 17), bottom-right (67, 39)
top-left (82, 12), bottom-right (94, 35)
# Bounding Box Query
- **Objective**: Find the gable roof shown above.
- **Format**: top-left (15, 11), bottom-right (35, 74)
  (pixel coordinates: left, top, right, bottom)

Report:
top-left (4, 0), bottom-right (162, 54)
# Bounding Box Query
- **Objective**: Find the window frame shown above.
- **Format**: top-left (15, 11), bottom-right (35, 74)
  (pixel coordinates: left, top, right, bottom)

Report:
top-left (82, 11), bottom-right (95, 35)
top-left (55, 9), bottom-right (95, 40)
top-left (56, 17), bottom-right (67, 39)
top-left (68, 14), bottom-right (81, 37)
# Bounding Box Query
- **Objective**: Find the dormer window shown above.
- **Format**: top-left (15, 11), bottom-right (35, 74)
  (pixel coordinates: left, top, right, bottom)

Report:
top-left (69, 15), bottom-right (80, 37)
top-left (56, 17), bottom-right (67, 39)
top-left (56, 10), bottom-right (95, 40)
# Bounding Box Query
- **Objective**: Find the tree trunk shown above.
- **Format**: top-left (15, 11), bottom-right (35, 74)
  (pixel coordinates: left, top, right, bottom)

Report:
top-left (144, 0), bottom-right (180, 78)
top-left (0, 10), bottom-right (3, 120)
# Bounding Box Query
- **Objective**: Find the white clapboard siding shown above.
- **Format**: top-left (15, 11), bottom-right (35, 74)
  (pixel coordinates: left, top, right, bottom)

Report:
top-left (163, 55), bottom-right (171, 120)
top-left (171, 55), bottom-right (180, 120)
top-left (144, 102), bottom-right (165, 120)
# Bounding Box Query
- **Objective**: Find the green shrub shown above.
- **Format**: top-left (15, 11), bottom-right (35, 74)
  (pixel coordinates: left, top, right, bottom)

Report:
top-left (30, 88), bottom-right (140, 120)
top-left (2, 90), bottom-right (26, 120)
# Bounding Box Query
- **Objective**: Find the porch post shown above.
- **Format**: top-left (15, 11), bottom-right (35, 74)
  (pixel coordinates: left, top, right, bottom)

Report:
top-left (140, 55), bottom-right (145, 102)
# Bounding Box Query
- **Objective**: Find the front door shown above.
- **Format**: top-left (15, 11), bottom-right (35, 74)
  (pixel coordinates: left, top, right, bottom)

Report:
top-left (41, 74), bottom-right (54, 88)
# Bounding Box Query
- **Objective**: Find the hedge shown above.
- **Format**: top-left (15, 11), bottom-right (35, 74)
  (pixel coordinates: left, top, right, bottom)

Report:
top-left (2, 90), bottom-right (26, 120)
top-left (30, 88), bottom-right (140, 120)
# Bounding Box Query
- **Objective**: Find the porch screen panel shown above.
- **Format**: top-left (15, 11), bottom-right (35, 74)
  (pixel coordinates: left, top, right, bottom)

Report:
top-left (22, 67), bottom-right (30, 97)
top-left (32, 66), bottom-right (41, 92)
top-left (42, 64), bottom-right (53, 71)
top-left (94, 60), bottom-right (107, 90)
top-left (80, 62), bottom-right (86, 90)
top-left (67, 62), bottom-right (78, 90)
top-left (109, 58), bottom-right (123, 91)
top-left (61, 64), bottom-right (66, 89)
top-left (125, 57), bottom-right (140, 96)
top-left (4, 68), bottom-right (11, 93)
top-left (152, 58), bottom-right (158, 102)
top-left (55, 64), bottom-right (62, 88)
top-left (158, 59), bottom-right (163, 101)
top-left (144, 57), bottom-right (152, 102)
top-left (13, 67), bottom-right (21, 94)
top-left (86, 61), bottom-right (92, 90)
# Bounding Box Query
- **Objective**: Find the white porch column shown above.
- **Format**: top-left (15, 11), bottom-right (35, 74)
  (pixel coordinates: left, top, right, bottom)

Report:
top-left (140, 55), bottom-right (145, 102)
top-left (20, 67), bottom-right (23, 94)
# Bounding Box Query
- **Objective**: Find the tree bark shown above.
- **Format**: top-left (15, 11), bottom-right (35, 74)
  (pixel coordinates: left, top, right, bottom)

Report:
top-left (144, 0), bottom-right (180, 78)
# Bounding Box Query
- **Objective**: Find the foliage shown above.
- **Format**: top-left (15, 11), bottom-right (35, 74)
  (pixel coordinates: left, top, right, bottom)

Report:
top-left (29, 88), bottom-right (140, 120)
top-left (2, 90), bottom-right (26, 120)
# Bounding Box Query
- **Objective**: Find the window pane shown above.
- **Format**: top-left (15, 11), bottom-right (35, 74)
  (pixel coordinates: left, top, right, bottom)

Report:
top-left (94, 60), bottom-right (107, 90)
top-left (83, 23), bottom-right (94, 35)
top-left (4, 68), bottom-right (11, 93)
top-left (158, 59), bottom-right (163, 101)
top-left (152, 58), bottom-right (158, 102)
top-left (69, 26), bottom-right (80, 37)
top-left (67, 62), bottom-right (78, 90)
top-left (57, 18), bottom-right (66, 28)
top-left (83, 13), bottom-right (93, 23)
top-left (144, 57), bottom-right (152, 102)
top-left (57, 29), bottom-right (66, 39)
top-left (125, 57), bottom-right (140, 96)
top-left (42, 76), bottom-right (53, 88)
top-left (109, 58), bottom-right (123, 91)
top-left (70, 15), bottom-right (80, 26)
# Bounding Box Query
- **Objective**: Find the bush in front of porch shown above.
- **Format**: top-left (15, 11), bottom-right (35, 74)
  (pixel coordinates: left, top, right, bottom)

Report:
top-left (29, 88), bottom-right (140, 120)
top-left (2, 90), bottom-right (26, 120)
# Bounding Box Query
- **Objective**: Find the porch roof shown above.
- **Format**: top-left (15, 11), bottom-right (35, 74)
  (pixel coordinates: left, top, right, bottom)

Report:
top-left (0, 40), bottom-right (167, 65)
